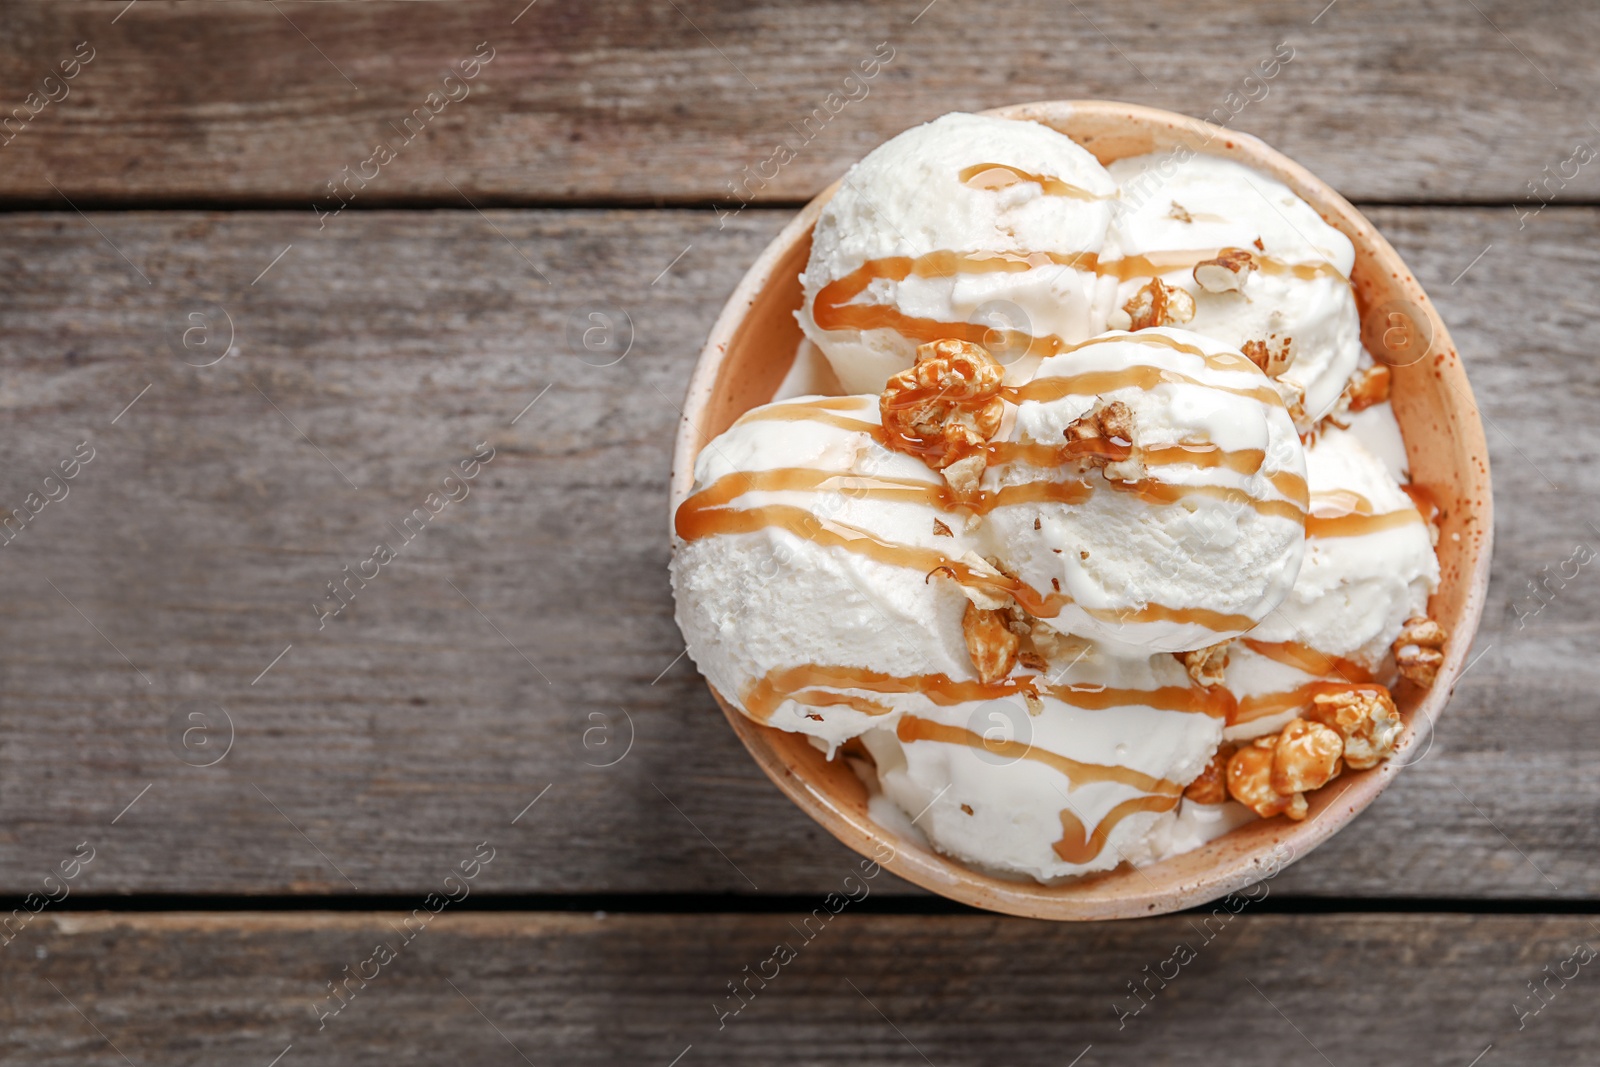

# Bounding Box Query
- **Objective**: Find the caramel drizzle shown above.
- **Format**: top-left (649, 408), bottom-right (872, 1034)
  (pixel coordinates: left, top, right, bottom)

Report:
top-left (958, 162), bottom-right (1110, 202)
top-left (1098, 248), bottom-right (1345, 283)
top-left (741, 663), bottom-right (1229, 723)
top-left (811, 249), bottom-right (1343, 354)
top-left (1305, 489), bottom-right (1423, 539)
top-left (896, 715), bottom-right (1183, 796)
top-left (895, 714), bottom-right (1185, 866)
top-left (677, 469), bottom-right (1292, 627)
top-left (1055, 795), bottom-right (1180, 864)
top-left (1240, 639), bottom-right (1372, 683)
top-left (811, 250), bottom-right (1097, 355)
top-left (1008, 364), bottom-right (1280, 408)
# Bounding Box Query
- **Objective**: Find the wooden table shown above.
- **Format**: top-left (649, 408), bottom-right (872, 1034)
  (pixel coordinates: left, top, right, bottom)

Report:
top-left (1, 2), bottom-right (1596, 1062)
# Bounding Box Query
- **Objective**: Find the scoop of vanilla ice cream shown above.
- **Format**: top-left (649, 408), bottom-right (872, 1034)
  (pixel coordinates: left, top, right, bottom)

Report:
top-left (983, 328), bottom-right (1308, 653)
top-left (1105, 153), bottom-right (1360, 428)
top-left (671, 394), bottom-right (986, 751)
top-left (1246, 425), bottom-right (1439, 671)
top-left (857, 640), bottom-right (1224, 881)
top-left (800, 112), bottom-right (1119, 394)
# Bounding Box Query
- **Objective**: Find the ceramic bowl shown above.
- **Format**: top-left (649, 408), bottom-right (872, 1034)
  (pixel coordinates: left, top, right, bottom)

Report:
top-left (669, 100), bottom-right (1492, 920)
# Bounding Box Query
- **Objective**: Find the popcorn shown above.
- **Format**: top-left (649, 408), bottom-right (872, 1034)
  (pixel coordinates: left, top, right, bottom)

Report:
top-left (1184, 743), bottom-right (1234, 805)
top-left (1192, 248), bottom-right (1259, 293)
top-left (1063, 398), bottom-right (1140, 480)
top-left (963, 602), bottom-right (1020, 684)
top-left (1241, 337), bottom-right (1293, 378)
top-left (880, 339), bottom-right (1006, 474)
top-left (1118, 278), bottom-right (1195, 331)
top-left (1344, 364), bottom-right (1392, 412)
top-left (1393, 615), bottom-right (1447, 687)
top-left (1179, 641), bottom-right (1232, 688)
top-left (1227, 739), bottom-right (1307, 821)
top-left (1270, 718), bottom-right (1343, 794)
top-left (1308, 687), bottom-right (1401, 770)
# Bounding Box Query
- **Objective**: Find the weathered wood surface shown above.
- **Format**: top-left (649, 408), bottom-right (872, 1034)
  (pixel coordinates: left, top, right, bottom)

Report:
top-left (2, 911), bottom-right (1597, 1064)
top-left (0, 204), bottom-right (1594, 898)
top-left (1, 0), bottom-right (1597, 206)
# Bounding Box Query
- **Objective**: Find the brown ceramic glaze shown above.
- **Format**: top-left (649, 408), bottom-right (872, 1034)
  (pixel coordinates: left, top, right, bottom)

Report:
top-left (669, 101), bottom-right (1493, 920)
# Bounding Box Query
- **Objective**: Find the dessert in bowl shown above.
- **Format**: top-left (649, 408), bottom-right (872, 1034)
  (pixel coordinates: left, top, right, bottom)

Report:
top-left (669, 102), bottom-right (1491, 919)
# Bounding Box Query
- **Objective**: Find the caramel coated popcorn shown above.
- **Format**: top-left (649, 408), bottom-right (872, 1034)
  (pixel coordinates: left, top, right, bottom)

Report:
top-left (1184, 743), bottom-right (1234, 805)
top-left (963, 601), bottom-right (1020, 684)
top-left (1227, 739), bottom-right (1308, 821)
top-left (880, 339), bottom-right (1005, 478)
top-left (1241, 337), bottom-right (1293, 378)
top-left (1308, 686), bottom-right (1401, 770)
top-left (1270, 718), bottom-right (1343, 794)
top-left (1344, 364), bottom-right (1392, 412)
top-left (1061, 398), bottom-right (1142, 483)
top-left (1120, 278), bottom-right (1196, 331)
top-left (1179, 640), bottom-right (1232, 688)
top-left (1193, 248), bottom-right (1259, 293)
top-left (1393, 615), bottom-right (1448, 687)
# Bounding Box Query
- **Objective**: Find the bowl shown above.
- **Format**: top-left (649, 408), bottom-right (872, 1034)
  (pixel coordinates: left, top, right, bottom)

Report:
top-left (669, 100), bottom-right (1492, 919)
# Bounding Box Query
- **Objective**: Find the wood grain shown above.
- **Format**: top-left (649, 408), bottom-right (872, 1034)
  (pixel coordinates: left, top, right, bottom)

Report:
top-left (0, 205), bottom-right (1595, 898)
top-left (3, 911), bottom-right (1597, 1064)
top-left (1, 0), bottom-right (1597, 205)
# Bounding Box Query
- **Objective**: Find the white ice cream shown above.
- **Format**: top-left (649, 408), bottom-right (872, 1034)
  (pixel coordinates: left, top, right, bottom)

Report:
top-left (800, 112), bottom-right (1119, 394)
top-left (858, 640), bottom-right (1224, 882)
top-left (671, 395), bottom-right (982, 751)
top-left (1246, 425), bottom-right (1439, 671)
top-left (1105, 153), bottom-right (1361, 428)
top-left (986, 328), bottom-right (1308, 653)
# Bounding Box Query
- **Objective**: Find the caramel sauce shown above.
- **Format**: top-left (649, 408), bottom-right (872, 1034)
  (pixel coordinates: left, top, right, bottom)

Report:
top-left (681, 467), bottom-right (947, 513)
top-left (896, 715), bottom-right (1183, 796)
top-left (1240, 639), bottom-right (1372, 683)
top-left (811, 249), bottom-right (1099, 356)
top-left (1078, 598), bottom-right (1261, 635)
top-left (1305, 489), bottom-right (1423, 539)
top-left (735, 398), bottom-right (884, 438)
top-left (811, 249), bottom-right (1342, 370)
top-left (1055, 795), bottom-right (1179, 864)
top-left (1270, 469), bottom-right (1311, 509)
top-left (679, 467), bottom-right (1289, 629)
top-left (1144, 443), bottom-right (1266, 476)
top-left (1116, 478), bottom-right (1305, 525)
top-left (984, 436), bottom-right (1132, 467)
top-left (958, 162), bottom-right (1109, 202)
top-left (743, 663), bottom-right (1229, 723)
top-left (744, 665), bottom-right (1010, 721)
top-left (1007, 364), bottom-right (1282, 408)
top-left (1098, 249), bottom-right (1345, 283)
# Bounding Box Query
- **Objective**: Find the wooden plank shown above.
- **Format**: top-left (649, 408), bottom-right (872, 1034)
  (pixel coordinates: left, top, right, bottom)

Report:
top-left (2, 911), bottom-right (1596, 1064)
top-left (0, 205), bottom-right (1595, 898)
top-left (1, 0), bottom-right (1598, 205)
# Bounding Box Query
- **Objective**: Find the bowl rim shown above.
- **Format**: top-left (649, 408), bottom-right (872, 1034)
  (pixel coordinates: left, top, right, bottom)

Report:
top-left (670, 99), bottom-right (1494, 920)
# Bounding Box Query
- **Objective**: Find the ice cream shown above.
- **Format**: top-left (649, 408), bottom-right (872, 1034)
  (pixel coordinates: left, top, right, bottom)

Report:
top-left (858, 638), bottom-right (1225, 881)
top-left (800, 112), bottom-right (1119, 394)
top-left (671, 394), bottom-right (983, 751)
top-left (984, 328), bottom-right (1308, 653)
top-left (1104, 153), bottom-right (1362, 430)
top-left (672, 392), bottom-right (1234, 877)
top-left (673, 113), bottom-right (1448, 885)
top-left (1246, 424), bottom-right (1440, 671)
